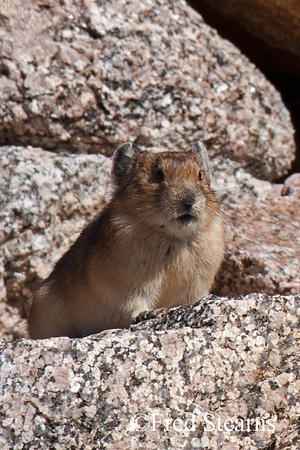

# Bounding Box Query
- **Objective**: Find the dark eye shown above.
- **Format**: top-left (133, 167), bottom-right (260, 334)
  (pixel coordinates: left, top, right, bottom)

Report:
top-left (153, 168), bottom-right (165, 183)
top-left (198, 171), bottom-right (202, 181)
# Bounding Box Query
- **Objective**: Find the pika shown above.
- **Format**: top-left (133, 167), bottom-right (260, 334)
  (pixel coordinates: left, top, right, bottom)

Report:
top-left (28, 141), bottom-right (225, 339)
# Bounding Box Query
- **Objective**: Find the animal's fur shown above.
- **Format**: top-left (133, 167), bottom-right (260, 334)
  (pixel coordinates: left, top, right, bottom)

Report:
top-left (28, 142), bottom-right (225, 338)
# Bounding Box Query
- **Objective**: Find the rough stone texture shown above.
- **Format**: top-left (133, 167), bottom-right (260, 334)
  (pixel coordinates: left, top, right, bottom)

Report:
top-left (0, 0), bottom-right (295, 181)
top-left (211, 159), bottom-right (300, 297)
top-left (218, 197), bottom-right (300, 297)
top-left (189, 0), bottom-right (300, 76)
top-left (1, 146), bottom-right (300, 340)
top-left (0, 145), bottom-right (112, 339)
top-left (0, 294), bottom-right (300, 449)
top-left (281, 173), bottom-right (300, 198)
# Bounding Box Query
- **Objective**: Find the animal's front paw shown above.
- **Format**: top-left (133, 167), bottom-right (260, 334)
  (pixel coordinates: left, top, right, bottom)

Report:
top-left (132, 308), bottom-right (168, 325)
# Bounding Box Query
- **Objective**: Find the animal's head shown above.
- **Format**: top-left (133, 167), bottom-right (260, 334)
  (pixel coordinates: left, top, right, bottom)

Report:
top-left (112, 141), bottom-right (218, 238)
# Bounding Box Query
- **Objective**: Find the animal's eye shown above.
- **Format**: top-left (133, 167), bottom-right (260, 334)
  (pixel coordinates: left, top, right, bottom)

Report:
top-left (198, 171), bottom-right (202, 181)
top-left (153, 168), bottom-right (165, 183)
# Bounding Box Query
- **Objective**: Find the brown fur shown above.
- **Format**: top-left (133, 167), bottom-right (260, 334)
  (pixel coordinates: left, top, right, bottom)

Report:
top-left (28, 142), bottom-right (225, 338)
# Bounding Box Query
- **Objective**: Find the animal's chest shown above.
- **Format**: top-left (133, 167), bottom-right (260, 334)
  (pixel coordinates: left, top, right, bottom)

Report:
top-left (163, 240), bottom-right (198, 272)
top-left (127, 235), bottom-right (202, 300)
top-left (157, 243), bottom-right (200, 299)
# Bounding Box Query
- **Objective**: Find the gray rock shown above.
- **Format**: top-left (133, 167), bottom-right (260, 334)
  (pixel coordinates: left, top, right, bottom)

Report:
top-left (281, 173), bottom-right (300, 198)
top-left (0, 293), bottom-right (299, 449)
top-left (0, 0), bottom-right (295, 181)
top-left (217, 195), bottom-right (300, 298)
top-left (211, 158), bottom-right (300, 298)
top-left (0, 145), bottom-right (112, 338)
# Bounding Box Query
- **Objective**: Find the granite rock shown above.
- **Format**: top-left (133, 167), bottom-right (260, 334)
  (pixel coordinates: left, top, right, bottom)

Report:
top-left (0, 145), bottom-right (111, 339)
top-left (0, 0), bottom-right (295, 181)
top-left (189, 0), bottom-right (300, 75)
top-left (0, 293), bottom-right (300, 449)
top-left (211, 159), bottom-right (300, 297)
top-left (281, 173), bottom-right (300, 198)
top-left (218, 197), bottom-right (300, 297)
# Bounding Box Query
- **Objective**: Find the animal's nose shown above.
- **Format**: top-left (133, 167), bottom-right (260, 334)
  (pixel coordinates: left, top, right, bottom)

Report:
top-left (182, 191), bottom-right (196, 211)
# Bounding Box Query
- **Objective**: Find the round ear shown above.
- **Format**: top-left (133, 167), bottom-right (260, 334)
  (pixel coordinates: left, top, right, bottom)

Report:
top-left (190, 141), bottom-right (212, 185)
top-left (112, 142), bottom-right (140, 186)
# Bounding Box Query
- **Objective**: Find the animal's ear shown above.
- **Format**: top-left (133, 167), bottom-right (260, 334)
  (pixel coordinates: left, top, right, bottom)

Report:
top-left (112, 142), bottom-right (140, 186)
top-left (190, 141), bottom-right (211, 185)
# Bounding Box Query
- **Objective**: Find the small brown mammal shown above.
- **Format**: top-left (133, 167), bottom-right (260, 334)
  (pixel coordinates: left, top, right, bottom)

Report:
top-left (28, 141), bottom-right (225, 339)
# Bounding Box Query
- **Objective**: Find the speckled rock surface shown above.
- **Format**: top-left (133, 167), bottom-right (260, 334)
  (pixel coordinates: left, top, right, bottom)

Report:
top-left (218, 198), bottom-right (300, 297)
top-left (0, 294), bottom-right (300, 449)
top-left (211, 159), bottom-right (300, 297)
top-left (0, 145), bottom-right (111, 338)
top-left (0, 0), bottom-right (295, 181)
top-left (281, 173), bottom-right (300, 198)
